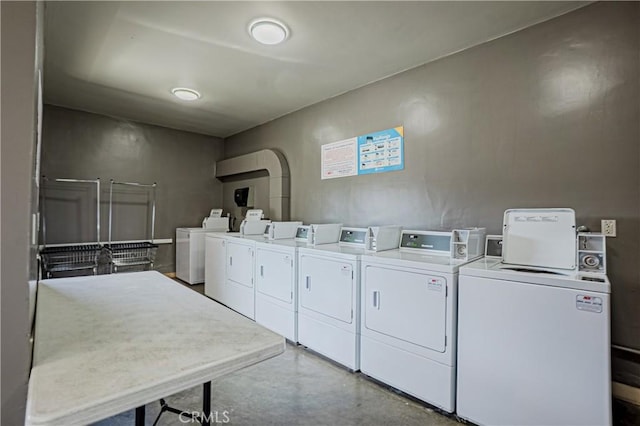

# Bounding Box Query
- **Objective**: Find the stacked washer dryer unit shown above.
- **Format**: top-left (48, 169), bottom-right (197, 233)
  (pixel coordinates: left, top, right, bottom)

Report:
top-left (253, 221), bottom-right (305, 342)
top-left (457, 208), bottom-right (612, 426)
top-left (359, 227), bottom-right (486, 412)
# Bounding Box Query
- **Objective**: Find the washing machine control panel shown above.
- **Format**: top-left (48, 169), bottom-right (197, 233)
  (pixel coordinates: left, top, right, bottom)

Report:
top-left (400, 232), bottom-right (451, 253)
top-left (340, 228), bottom-right (367, 245)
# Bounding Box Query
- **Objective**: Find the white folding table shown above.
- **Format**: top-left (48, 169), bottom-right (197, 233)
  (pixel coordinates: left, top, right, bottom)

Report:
top-left (26, 271), bottom-right (285, 426)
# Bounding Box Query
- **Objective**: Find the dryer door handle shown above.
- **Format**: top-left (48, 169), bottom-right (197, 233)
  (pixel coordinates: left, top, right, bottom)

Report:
top-left (260, 265), bottom-right (264, 277)
top-left (373, 291), bottom-right (380, 309)
top-left (305, 276), bottom-right (311, 290)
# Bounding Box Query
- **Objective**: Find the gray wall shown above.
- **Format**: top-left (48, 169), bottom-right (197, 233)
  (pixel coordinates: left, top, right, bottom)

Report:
top-left (224, 2), bottom-right (640, 384)
top-left (41, 105), bottom-right (225, 272)
top-left (1, 2), bottom-right (39, 424)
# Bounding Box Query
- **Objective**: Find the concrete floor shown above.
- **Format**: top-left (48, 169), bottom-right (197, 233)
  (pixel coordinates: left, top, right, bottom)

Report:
top-left (93, 341), bottom-right (459, 426)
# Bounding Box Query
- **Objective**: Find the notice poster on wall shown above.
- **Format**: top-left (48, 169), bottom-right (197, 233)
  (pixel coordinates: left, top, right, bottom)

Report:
top-left (357, 126), bottom-right (404, 175)
top-left (321, 137), bottom-right (358, 179)
top-left (321, 126), bottom-right (404, 180)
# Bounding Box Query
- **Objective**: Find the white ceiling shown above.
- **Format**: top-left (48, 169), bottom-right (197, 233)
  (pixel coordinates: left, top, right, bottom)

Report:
top-left (44, 1), bottom-right (587, 138)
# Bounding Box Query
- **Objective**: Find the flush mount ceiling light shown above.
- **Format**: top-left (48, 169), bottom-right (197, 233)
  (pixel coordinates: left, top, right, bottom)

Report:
top-left (249, 18), bottom-right (289, 45)
top-left (171, 87), bottom-right (201, 101)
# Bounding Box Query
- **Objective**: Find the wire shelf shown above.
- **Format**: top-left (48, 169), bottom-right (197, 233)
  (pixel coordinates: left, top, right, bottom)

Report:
top-left (105, 242), bottom-right (158, 272)
top-left (40, 244), bottom-right (102, 279)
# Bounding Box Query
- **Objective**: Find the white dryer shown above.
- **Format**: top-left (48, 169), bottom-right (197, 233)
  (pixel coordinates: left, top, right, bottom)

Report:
top-left (297, 227), bottom-right (367, 370)
top-left (456, 209), bottom-right (612, 426)
top-left (254, 225), bottom-right (307, 342)
top-left (224, 233), bottom-right (268, 320)
top-left (359, 228), bottom-right (485, 413)
top-left (213, 211), bottom-right (271, 320)
top-left (204, 229), bottom-right (267, 320)
top-left (204, 209), bottom-right (267, 305)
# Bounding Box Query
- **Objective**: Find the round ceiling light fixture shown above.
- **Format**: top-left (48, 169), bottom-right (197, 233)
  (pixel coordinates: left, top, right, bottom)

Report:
top-left (171, 87), bottom-right (201, 101)
top-left (249, 18), bottom-right (289, 45)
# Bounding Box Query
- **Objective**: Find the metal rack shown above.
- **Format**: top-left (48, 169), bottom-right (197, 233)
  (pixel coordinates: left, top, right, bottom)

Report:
top-left (106, 180), bottom-right (158, 273)
top-left (39, 177), bottom-right (102, 279)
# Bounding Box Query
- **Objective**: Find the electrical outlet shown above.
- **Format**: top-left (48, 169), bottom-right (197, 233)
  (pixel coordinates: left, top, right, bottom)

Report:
top-left (601, 220), bottom-right (616, 237)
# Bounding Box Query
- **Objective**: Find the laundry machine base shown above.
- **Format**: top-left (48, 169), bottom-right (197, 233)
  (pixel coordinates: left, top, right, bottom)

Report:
top-left (360, 335), bottom-right (454, 413)
top-left (255, 296), bottom-right (296, 342)
top-left (298, 314), bottom-right (359, 371)
top-left (225, 279), bottom-right (254, 320)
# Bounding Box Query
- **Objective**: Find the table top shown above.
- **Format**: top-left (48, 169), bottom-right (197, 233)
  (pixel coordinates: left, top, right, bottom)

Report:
top-left (26, 271), bottom-right (285, 426)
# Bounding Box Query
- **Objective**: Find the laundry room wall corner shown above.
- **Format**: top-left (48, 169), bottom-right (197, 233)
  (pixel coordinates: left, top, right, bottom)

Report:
top-left (40, 106), bottom-right (225, 273)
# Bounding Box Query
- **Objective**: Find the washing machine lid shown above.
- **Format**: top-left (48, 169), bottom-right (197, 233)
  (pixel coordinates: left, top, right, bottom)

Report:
top-left (502, 208), bottom-right (577, 270)
top-left (460, 258), bottom-right (610, 293)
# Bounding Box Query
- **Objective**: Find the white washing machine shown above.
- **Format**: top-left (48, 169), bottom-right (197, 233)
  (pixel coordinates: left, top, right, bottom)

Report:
top-left (359, 228), bottom-right (486, 413)
top-left (176, 227), bottom-right (226, 284)
top-left (254, 225), bottom-right (307, 342)
top-left (297, 227), bottom-right (366, 370)
top-left (456, 208), bottom-right (612, 426)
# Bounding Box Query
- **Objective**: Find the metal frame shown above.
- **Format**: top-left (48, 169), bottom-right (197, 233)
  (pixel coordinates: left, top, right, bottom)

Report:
top-left (107, 180), bottom-right (158, 273)
top-left (134, 381), bottom-right (212, 426)
top-left (39, 176), bottom-right (102, 278)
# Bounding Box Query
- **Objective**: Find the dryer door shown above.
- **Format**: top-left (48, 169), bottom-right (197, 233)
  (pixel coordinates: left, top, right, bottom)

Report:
top-left (363, 264), bottom-right (447, 352)
top-left (227, 241), bottom-right (254, 288)
top-left (299, 254), bottom-right (353, 324)
top-left (256, 248), bottom-right (294, 304)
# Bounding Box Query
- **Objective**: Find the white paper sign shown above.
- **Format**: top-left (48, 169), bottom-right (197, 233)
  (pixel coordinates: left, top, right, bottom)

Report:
top-left (321, 137), bottom-right (357, 180)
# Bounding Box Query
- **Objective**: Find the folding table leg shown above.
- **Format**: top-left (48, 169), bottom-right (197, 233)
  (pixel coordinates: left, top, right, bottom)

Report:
top-left (148, 382), bottom-right (212, 426)
top-left (135, 405), bottom-right (145, 426)
top-left (202, 381), bottom-right (212, 426)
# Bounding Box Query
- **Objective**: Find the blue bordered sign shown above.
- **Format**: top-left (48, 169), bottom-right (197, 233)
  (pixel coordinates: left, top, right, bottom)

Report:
top-left (357, 126), bottom-right (404, 175)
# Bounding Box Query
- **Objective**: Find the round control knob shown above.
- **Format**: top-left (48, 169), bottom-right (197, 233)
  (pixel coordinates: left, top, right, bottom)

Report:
top-left (582, 255), bottom-right (600, 268)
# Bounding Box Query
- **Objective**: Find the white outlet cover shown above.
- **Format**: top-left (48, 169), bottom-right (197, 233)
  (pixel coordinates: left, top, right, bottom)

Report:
top-left (601, 219), bottom-right (616, 237)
